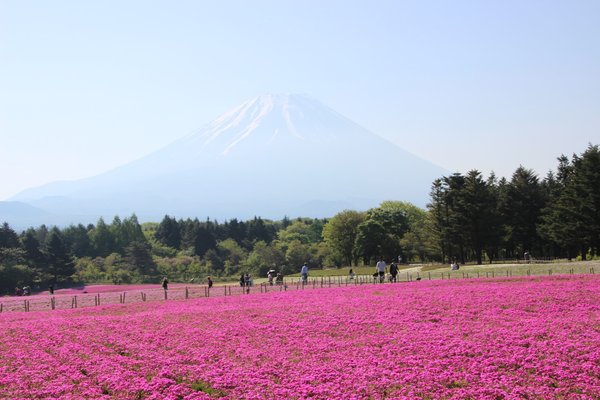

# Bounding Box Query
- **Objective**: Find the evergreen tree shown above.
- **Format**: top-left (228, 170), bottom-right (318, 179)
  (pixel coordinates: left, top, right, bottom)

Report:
top-left (20, 229), bottom-right (45, 271)
top-left (459, 170), bottom-right (497, 264)
top-left (121, 214), bottom-right (146, 246)
top-left (0, 222), bottom-right (20, 249)
top-left (62, 224), bottom-right (92, 258)
top-left (155, 215), bottom-right (181, 249)
top-left (44, 228), bottom-right (75, 283)
top-left (246, 217), bottom-right (275, 245)
top-left (91, 218), bottom-right (116, 257)
top-left (502, 167), bottom-right (545, 257)
top-left (125, 241), bottom-right (158, 279)
top-left (181, 219), bottom-right (217, 257)
top-left (110, 216), bottom-right (125, 252)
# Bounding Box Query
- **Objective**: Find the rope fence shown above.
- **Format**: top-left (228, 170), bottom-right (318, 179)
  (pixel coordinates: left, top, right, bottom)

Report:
top-left (0, 264), bottom-right (596, 313)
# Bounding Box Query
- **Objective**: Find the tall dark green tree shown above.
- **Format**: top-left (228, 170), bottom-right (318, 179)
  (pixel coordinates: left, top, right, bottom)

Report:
top-left (181, 219), bottom-right (217, 257)
top-left (44, 228), bottom-right (75, 283)
top-left (20, 229), bottom-right (45, 272)
top-left (91, 218), bottom-right (115, 257)
top-left (459, 170), bottom-right (498, 264)
top-left (125, 241), bottom-right (158, 279)
top-left (0, 222), bottom-right (20, 249)
top-left (121, 214), bottom-right (147, 246)
top-left (541, 146), bottom-right (600, 259)
top-left (246, 217), bottom-right (275, 245)
top-left (501, 167), bottom-right (546, 257)
top-left (155, 215), bottom-right (181, 249)
top-left (573, 145), bottom-right (600, 257)
top-left (62, 224), bottom-right (92, 258)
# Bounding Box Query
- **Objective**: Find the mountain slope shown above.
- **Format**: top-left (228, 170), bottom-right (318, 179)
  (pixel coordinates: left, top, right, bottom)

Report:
top-left (11, 94), bottom-right (446, 223)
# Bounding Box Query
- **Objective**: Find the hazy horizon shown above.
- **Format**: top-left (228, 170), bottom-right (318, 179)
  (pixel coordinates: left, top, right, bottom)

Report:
top-left (2, 1), bottom-right (599, 200)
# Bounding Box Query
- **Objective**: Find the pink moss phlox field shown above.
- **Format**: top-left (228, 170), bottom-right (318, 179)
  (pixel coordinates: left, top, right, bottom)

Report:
top-left (1, 276), bottom-right (600, 399)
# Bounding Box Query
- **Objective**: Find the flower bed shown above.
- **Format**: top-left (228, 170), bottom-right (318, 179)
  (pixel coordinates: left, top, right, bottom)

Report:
top-left (1, 276), bottom-right (599, 399)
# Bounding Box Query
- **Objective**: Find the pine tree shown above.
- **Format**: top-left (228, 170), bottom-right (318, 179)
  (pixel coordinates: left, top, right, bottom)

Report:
top-left (44, 228), bottom-right (75, 283)
top-left (155, 215), bottom-right (181, 249)
top-left (91, 218), bottom-right (116, 257)
top-left (0, 222), bottom-right (20, 249)
top-left (20, 229), bottom-right (45, 271)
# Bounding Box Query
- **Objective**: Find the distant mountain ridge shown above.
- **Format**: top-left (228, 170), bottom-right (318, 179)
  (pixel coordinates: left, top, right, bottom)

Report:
top-left (7, 94), bottom-right (447, 227)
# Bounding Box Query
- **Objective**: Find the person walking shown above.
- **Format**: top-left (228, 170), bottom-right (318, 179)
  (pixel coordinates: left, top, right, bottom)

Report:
top-left (389, 262), bottom-right (398, 283)
top-left (376, 257), bottom-right (386, 283)
top-left (267, 270), bottom-right (274, 286)
top-left (161, 277), bottom-right (169, 290)
top-left (300, 262), bottom-right (309, 284)
top-left (207, 276), bottom-right (213, 289)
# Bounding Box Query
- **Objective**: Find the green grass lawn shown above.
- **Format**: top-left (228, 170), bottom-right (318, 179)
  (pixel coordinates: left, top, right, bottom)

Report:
top-left (284, 260), bottom-right (600, 281)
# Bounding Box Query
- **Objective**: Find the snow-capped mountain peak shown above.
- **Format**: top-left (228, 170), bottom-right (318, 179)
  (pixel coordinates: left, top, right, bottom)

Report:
top-left (9, 93), bottom-right (447, 224)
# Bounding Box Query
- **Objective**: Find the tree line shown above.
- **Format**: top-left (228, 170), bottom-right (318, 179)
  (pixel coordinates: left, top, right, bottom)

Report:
top-left (0, 144), bottom-right (598, 294)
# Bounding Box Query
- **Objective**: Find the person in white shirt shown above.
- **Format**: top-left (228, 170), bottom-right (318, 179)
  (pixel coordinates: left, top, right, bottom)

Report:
top-left (376, 257), bottom-right (386, 283)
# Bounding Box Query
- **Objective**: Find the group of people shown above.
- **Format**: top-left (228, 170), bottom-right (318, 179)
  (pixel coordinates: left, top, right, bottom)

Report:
top-left (266, 270), bottom-right (284, 286)
top-left (239, 273), bottom-right (254, 288)
top-left (14, 286), bottom-right (32, 296)
top-left (374, 258), bottom-right (399, 283)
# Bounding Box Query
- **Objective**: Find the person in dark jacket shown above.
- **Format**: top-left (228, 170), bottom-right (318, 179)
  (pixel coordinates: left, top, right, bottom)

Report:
top-left (389, 262), bottom-right (398, 282)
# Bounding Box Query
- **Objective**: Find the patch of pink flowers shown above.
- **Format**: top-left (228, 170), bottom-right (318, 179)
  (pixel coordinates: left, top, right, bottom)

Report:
top-left (1, 276), bottom-right (600, 399)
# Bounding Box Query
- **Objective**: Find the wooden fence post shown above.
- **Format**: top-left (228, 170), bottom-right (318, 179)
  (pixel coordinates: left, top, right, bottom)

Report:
top-left (185, 287), bottom-right (189, 299)
top-left (428, 272), bottom-right (431, 280)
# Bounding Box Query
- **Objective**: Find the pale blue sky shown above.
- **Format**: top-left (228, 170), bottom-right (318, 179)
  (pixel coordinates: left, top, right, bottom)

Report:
top-left (1, 0), bottom-right (599, 200)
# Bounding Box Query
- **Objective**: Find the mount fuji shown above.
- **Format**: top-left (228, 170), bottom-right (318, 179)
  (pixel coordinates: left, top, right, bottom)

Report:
top-left (7, 94), bottom-right (446, 226)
